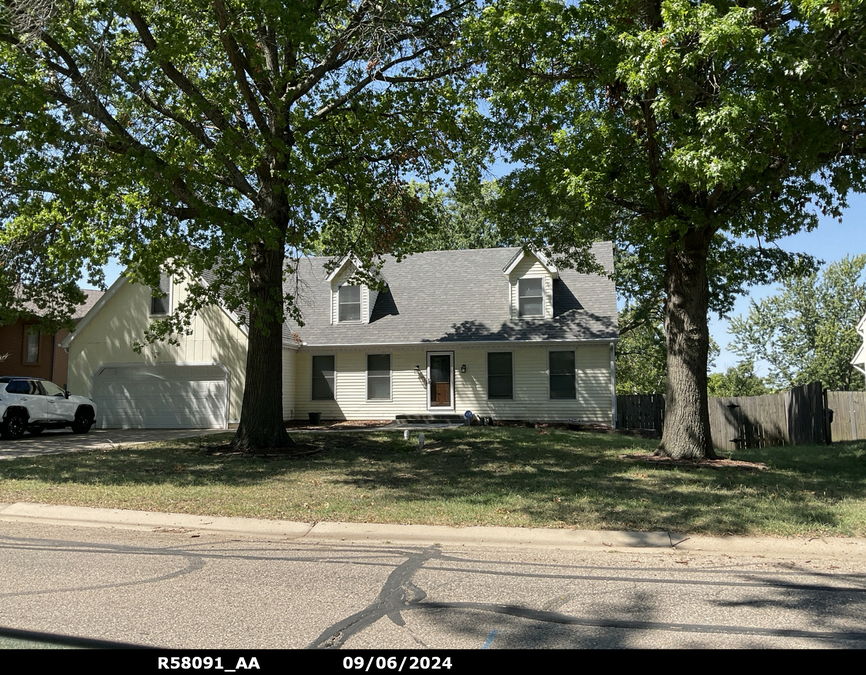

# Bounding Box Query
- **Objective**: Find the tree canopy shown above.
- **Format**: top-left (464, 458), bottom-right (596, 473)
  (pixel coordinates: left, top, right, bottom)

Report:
top-left (706, 360), bottom-right (769, 397)
top-left (1, 0), bottom-right (475, 450)
top-left (471, 0), bottom-right (866, 458)
top-left (730, 255), bottom-right (866, 391)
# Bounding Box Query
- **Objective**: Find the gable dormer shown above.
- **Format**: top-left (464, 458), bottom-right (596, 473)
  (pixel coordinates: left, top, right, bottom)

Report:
top-left (327, 255), bottom-right (383, 325)
top-left (503, 249), bottom-right (558, 320)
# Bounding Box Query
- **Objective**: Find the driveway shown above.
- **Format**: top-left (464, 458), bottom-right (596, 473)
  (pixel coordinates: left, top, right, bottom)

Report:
top-left (0, 428), bottom-right (228, 460)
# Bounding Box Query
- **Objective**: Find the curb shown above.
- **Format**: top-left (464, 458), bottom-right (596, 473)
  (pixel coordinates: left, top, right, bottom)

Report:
top-left (3, 502), bottom-right (866, 560)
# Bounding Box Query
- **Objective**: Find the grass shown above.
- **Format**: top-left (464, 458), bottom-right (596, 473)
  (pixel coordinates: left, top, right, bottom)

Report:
top-left (1, 427), bottom-right (865, 537)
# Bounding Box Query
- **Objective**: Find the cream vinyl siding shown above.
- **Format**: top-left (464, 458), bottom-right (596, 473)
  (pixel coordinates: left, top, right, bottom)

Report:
top-left (295, 348), bottom-right (428, 419)
top-left (508, 255), bottom-right (553, 319)
top-left (291, 343), bottom-right (611, 423)
top-left (66, 276), bottom-right (249, 423)
top-left (454, 344), bottom-right (609, 422)
top-left (282, 346), bottom-right (296, 421)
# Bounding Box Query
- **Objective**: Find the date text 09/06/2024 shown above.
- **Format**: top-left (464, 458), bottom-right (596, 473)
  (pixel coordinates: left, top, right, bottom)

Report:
top-left (343, 656), bottom-right (453, 671)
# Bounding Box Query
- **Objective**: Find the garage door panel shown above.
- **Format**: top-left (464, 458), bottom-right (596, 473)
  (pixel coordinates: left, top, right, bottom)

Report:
top-left (94, 365), bottom-right (228, 429)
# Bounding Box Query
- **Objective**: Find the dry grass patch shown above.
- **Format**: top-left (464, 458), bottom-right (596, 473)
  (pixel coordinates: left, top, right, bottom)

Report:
top-left (0, 428), bottom-right (864, 536)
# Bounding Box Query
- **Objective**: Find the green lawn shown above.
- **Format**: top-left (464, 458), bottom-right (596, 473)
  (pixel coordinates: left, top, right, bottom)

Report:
top-left (1, 427), bottom-right (864, 537)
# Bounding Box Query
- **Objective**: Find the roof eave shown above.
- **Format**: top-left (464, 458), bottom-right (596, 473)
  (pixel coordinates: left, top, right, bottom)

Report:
top-left (501, 248), bottom-right (559, 278)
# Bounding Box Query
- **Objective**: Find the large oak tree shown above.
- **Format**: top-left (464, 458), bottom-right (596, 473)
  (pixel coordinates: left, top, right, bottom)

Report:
top-left (472, 0), bottom-right (866, 458)
top-left (1, 0), bottom-right (474, 450)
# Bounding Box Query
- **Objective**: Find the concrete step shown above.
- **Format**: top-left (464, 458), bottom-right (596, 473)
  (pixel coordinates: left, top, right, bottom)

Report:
top-left (394, 413), bottom-right (466, 424)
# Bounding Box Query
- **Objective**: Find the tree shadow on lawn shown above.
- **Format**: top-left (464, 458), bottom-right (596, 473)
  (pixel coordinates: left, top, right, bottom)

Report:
top-left (0, 430), bottom-right (862, 534)
top-left (329, 430), bottom-right (866, 534)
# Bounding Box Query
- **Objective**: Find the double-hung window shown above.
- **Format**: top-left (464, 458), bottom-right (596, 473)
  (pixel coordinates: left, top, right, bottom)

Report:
top-left (339, 285), bottom-right (361, 322)
top-left (367, 354), bottom-right (391, 400)
top-left (518, 278), bottom-right (543, 317)
top-left (487, 352), bottom-right (513, 400)
top-left (151, 272), bottom-right (171, 315)
top-left (549, 351), bottom-right (576, 399)
top-left (312, 355), bottom-right (335, 400)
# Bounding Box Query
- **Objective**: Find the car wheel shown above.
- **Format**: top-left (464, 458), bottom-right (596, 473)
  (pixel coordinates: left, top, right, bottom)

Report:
top-left (71, 409), bottom-right (94, 434)
top-left (28, 425), bottom-right (45, 436)
top-left (1, 414), bottom-right (27, 440)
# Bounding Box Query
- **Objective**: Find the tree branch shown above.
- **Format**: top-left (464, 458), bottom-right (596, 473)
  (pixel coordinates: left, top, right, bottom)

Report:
top-left (212, 0), bottom-right (273, 137)
top-left (124, 6), bottom-right (248, 144)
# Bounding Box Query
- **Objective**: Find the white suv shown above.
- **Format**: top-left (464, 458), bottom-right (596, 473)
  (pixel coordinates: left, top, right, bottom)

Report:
top-left (0, 377), bottom-right (97, 439)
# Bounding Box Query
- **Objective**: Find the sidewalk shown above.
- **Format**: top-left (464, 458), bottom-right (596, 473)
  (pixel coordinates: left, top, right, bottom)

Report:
top-left (3, 501), bottom-right (866, 561)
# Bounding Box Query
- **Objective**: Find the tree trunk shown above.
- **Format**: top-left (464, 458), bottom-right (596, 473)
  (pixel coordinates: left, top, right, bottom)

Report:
top-left (656, 228), bottom-right (717, 460)
top-left (232, 242), bottom-right (294, 452)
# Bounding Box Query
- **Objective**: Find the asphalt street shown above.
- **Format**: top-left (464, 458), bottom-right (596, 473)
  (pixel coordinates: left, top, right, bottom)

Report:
top-left (1, 505), bottom-right (865, 651)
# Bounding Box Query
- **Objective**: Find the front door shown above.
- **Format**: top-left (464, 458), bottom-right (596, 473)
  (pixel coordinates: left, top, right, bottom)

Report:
top-left (428, 352), bottom-right (453, 409)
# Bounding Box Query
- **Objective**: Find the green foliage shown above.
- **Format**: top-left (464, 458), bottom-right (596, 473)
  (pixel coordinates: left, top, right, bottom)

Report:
top-left (616, 306), bottom-right (720, 395)
top-left (469, 0), bottom-right (866, 292)
top-left (707, 361), bottom-right (769, 398)
top-left (407, 180), bottom-right (518, 251)
top-left (730, 255), bottom-right (866, 391)
top-left (615, 308), bottom-right (667, 395)
top-left (469, 0), bottom-right (866, 455)
top-left (0, 0), bottom-right (475, 328)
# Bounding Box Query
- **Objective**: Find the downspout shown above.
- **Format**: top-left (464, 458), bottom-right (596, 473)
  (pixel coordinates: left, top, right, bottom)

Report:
top-left (853, 362), bottom-right (866, 389)
top-left (610, 342), bottom-right (617, 428)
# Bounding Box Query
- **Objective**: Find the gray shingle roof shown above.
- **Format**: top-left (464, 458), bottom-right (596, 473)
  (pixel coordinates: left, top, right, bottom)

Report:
top-left (287, 243), bottom-right (617, 346)
top-left (20, 289), bottom-right (105, 321)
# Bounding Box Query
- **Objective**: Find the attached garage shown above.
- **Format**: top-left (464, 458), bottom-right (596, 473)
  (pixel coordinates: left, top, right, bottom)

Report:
top-left (94, 363), bottom-right (229, 429)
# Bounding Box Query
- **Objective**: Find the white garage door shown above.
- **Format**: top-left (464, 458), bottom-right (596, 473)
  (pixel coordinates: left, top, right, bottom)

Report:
top-left (94, 364), bottom-right (229, 429)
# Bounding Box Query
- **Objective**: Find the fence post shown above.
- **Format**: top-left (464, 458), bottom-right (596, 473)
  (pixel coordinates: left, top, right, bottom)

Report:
top-left (823, 388), bottom-right (832, 445)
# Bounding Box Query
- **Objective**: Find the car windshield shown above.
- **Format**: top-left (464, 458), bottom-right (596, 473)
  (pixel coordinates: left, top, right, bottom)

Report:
top-left (41, 381), bottom-right (66, 397)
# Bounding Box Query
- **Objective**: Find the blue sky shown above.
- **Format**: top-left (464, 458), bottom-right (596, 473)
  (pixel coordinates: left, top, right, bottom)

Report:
top-left (710, 191), bottom-right (866, 372)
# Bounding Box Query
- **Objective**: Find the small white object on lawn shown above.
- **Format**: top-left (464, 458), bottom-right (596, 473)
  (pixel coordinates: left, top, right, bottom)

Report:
top-left (418, 433), bottom-right (425, 450)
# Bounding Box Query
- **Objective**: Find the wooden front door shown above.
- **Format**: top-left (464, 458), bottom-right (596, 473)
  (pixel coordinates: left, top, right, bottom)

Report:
top-left (428, 353), bottom-right (452, 408)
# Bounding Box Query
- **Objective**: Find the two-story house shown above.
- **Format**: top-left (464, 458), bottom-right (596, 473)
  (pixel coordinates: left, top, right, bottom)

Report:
top-left (62, 244), bottom-right (618, 428)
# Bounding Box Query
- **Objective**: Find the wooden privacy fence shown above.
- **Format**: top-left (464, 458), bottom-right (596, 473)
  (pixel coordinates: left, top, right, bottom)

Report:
top-left (616, 394), bottom-right (664, 432)
top-left (826, 391), bottom-right (866, 442)
top-left (617, 383), bottom-right (865, 451)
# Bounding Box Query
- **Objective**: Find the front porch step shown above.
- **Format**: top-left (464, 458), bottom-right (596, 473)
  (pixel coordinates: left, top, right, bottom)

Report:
top-left (395, 413), bottom-right (466, 424)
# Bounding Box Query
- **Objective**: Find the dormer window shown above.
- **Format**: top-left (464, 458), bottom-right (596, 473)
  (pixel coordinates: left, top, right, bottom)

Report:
top-left (518, 278), bottom-right (544, 317)
top-left (328, 254), bottom-right (386, 324)
top-left (339, 285), bottom-right (361, 322)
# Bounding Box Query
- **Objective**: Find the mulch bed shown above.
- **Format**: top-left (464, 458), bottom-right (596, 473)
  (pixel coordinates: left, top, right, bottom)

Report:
top-left (284, 420), bottom-right (392, 430)
top-left (620, 453), bottom-right (768, 470)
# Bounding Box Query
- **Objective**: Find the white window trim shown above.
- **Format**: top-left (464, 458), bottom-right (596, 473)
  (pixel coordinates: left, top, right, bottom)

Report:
top-left (486, 351), bottom-right (514, 401)
top-left (366, 353), bottom-right (392, 402)
top-left (311, 354), bottom-right (336, 401)
top-left (548, 349), bottom-right (577, 400)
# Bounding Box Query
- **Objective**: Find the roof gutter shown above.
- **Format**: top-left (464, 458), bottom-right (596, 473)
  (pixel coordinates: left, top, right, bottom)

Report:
top-left (297, 338), bottom-right (620, 349)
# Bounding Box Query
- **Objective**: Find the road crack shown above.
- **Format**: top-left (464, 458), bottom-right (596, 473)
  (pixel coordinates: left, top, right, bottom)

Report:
top-left (307, 547), bottom-right (439, 649)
